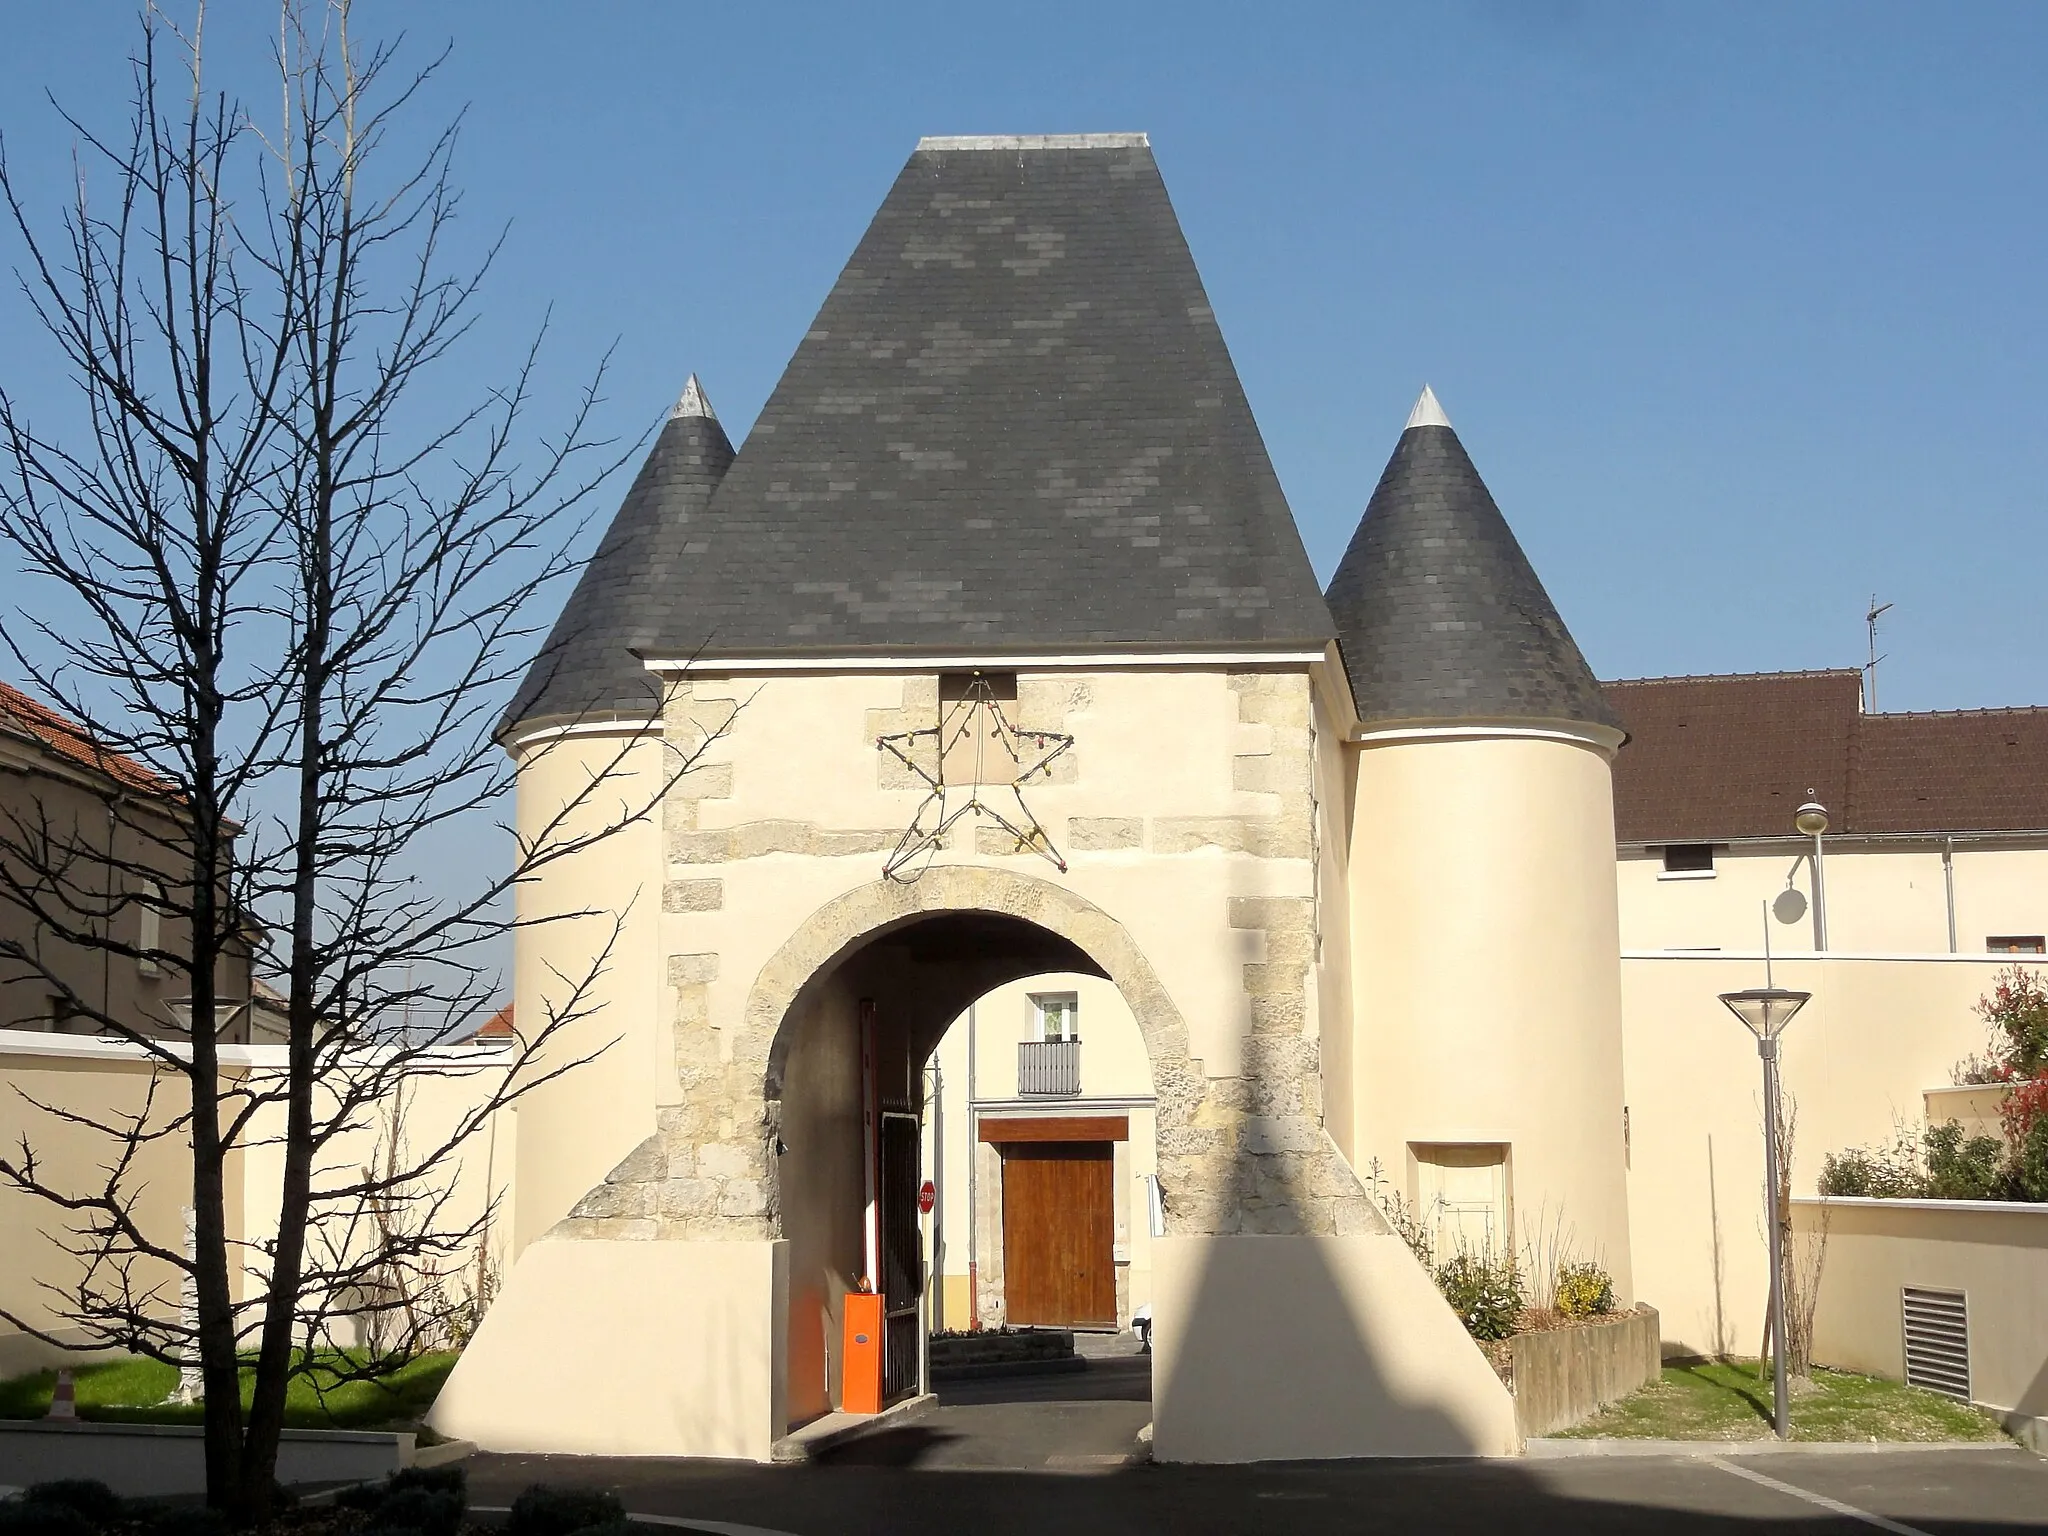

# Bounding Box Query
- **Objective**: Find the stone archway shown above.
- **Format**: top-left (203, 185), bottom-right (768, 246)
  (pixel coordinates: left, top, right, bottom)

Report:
top-left (749, 867), bottom-right (1206, 1163)
top-left (557, 866), bottom-right (1382, 1247)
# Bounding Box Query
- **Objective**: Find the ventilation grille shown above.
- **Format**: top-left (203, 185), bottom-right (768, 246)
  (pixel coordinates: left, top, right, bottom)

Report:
top-left (1901, 1287), bottom-right (1970, 1400)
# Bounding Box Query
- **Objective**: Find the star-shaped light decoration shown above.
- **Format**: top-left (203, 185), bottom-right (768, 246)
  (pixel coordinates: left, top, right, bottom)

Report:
top-left (877, 674), bottom-right (1074, 882)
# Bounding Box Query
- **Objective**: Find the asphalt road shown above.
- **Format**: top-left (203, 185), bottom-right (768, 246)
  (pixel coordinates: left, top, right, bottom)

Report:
top-left (464, 1353), bottom-right (2048, 1534)
top-left (467, 1444), bottom-right (2048, 1536)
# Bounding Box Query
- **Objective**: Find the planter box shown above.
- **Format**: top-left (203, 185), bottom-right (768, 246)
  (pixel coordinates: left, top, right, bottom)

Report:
top-left (0, 1420), bottom-right (412, 1497)
top-left (1510, 1305), bottom-right (1661, 1438)
top-left (928, 1329), bottom-right (1074, 1368)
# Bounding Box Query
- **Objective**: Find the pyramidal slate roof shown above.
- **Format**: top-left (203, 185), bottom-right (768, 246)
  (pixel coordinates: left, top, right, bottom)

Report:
top-left (503, 378), bottom-right (735, 733)
top-left (621, 133), bottom-right (1332, 666)
top-left (1325, 389), bottom-right (1620, 732)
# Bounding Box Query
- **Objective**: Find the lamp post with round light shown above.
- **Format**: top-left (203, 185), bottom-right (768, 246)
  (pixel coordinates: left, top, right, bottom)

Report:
top-left (1795, 797), bottom-right (1829, 950)
top-left (1718, 984), bottom-right (1811, 1439)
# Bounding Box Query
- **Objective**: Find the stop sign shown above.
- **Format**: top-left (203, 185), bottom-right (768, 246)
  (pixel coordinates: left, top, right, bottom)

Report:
top-left (918, 1179), bottom-right (936, 1215)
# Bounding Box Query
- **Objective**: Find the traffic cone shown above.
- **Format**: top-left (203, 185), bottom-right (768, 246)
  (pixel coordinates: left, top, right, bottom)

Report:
top-left (46, 1368), bottom-right (76, 1420)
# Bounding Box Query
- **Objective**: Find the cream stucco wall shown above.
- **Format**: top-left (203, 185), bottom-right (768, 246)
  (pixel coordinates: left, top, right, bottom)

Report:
top-left (1347, 732), bottom-right (1633, 1293)
top-left (1619, 841), bottom-right (2048, 957)
top-left (1619, 952), bottom-right (2043, 1360)
top-left (1151, 1233), bottom-right (1520, 1461)
top-left (0, 1032), bottom-right (512, 1376)
top-left (1795, 1197), bottom-right (2048, 1452)
top-left (427, 1236), bottom-right (788, 1460)
top-left (0, 1037), bottom-right (197, 1373)
top-left (232, 1048), bottom-right (515, 1327)
top-left (507, 727), bottom-right (667, 1254)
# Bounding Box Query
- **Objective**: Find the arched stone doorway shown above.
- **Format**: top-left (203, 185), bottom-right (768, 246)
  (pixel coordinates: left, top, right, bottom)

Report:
top-left (749, 869), bottom-right (1204, 1421)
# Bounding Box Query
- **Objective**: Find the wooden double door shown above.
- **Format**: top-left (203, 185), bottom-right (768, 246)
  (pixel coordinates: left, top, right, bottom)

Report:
top-left (1001, 1141), bottom-right (1116, 1327)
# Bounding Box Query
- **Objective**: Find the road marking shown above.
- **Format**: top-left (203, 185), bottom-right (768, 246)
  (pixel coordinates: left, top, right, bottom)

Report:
top-left (473, 1505), bottom-right (803, 1536)
top-left (1706, 1458), bottom-right (1935, 1536)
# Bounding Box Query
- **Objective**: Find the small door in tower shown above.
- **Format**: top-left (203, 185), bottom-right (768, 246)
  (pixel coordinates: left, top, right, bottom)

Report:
top-left (1412, 1142), bottom-right (1512, 1260)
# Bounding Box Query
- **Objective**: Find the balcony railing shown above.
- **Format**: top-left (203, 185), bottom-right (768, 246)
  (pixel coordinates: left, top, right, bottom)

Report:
top-left (1017, 1037), bottom-right (1081, 1097)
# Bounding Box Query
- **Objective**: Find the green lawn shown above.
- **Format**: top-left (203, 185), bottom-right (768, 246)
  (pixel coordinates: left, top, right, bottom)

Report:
top-left (1558, 1359), bottom-right (2008, 1442)
top-left (0, 1352), bottom-right (456, 1430)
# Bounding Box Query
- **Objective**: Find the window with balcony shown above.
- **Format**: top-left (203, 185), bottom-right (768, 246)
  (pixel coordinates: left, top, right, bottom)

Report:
top-left (1020, 991), bottom-right (1080, 1096)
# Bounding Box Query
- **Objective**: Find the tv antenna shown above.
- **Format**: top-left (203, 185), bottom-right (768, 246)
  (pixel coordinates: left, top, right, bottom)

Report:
top-left (1864, 595), bottom-right (1893, 712)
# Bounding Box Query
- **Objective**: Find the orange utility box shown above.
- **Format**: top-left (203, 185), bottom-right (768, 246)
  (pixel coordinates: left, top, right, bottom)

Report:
top-left (841, 1290), bottom-right (885, 1415)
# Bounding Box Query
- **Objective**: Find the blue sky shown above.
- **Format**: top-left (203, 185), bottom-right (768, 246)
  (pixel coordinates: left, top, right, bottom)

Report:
top-left (4, 0), bottom-right (2045, 718)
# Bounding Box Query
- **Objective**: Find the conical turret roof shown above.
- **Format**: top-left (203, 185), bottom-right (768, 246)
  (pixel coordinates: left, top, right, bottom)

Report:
top-left (1325, 389), bottom-right (1618, 732)
top-left (502, 377), bottom-right (736, 735)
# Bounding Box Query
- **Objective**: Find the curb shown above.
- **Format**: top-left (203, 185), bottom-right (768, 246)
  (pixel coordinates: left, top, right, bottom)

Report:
top-left (1527, 1437), bottom-right (2023, 1459)
top-left (769, 1392), bottom-right (936, 1464)
top-left (412, 1438), bottom-right (477, 1469)
top-left (930, 1356), bottom-right (1088, 1383)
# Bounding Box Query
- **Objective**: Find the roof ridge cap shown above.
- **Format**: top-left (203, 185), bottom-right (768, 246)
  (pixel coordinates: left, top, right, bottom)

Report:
top-left (915, 132), bottom-right (1149, 152)
top-left (1865, 704), bottom-right (2048, 720)
top-left (1601, 668), bottom-right (1864, 687)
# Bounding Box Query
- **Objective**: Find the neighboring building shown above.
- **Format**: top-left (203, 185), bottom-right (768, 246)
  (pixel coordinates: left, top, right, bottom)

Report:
top-left (1607, 670), bottom-right (2048, 956)
top-left (0, 681), bottom-right (262, 1042)
top-left (923, 973), bottom-right (1158, 1334)
top-left (1600, 671), bottom-right (2048, 1369)
top-left (427, 133), bottom-right (2047, 1465)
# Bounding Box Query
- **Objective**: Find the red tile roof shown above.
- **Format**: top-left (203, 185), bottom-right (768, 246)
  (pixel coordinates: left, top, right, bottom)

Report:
top-left (469, 1003), bottom-right (515, 1041)
top-left (0, 681), bottom-right (175, 798)
top-left (1605, 671), bottom-right (2048, 842)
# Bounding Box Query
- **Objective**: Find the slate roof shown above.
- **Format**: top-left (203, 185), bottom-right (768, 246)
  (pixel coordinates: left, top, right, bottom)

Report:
top-left (1324, 395), bottom-right (1620, 731)
top-left (502, 392), bottom-right (735, 734)
top-left (623, 134), bottom-right (1332, 665)
top-left (1605, 671), bottom-right (2048, 842)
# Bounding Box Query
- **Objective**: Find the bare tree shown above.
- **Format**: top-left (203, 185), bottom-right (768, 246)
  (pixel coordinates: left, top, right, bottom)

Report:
top-left (0, 3), bottom-right (709, 1517)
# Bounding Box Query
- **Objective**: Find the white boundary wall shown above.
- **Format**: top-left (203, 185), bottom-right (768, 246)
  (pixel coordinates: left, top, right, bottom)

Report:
top-left (1795, 1195), bottom-right (2048, 1452)
top-left (0, 1029), bottom-right (514, 1373)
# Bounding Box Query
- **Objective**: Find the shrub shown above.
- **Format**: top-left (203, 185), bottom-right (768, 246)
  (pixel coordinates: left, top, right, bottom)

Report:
top-left (2016, 1109), bottom-right (2048, 1202)
top-left (20, 1487), bottom-right (122, 1531)
top-left (336, 1465), bottom-right (466, 1536)
top-left (507, 1486), bottom-right (626, 1536)
top-left (1922, 1121), bottom-right (2008, 1200)
top-left (1435, 1252), bottom-right (1523, 1341)
top-left (135, 1510), bottom-right (228, 1536)
top-left (387, 1466), bottom-right (466, 1498)
top-left (1554, 1261), bottom-right (1616, 1320)
top-left (1975, 967), bottom-right (2048, 1079)
top-left (0, 1504), bottom-right (96, 1536)
top-left (1818, 1121), bottom-right (1924, 1198)
top-left (371, 1488), bottom-right (464, 1536)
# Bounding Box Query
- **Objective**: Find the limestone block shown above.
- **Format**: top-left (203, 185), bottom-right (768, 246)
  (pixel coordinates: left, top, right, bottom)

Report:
top-left (663, 878), bottom-right (725, 912)
top-left (667, 952), bottom-right (720, 984)
top-left (603, 1136), bottom-right (669, 1185)
top-left (1150, 816), bottom-right (1311, 859)
top-left (1244, 1115), bottom-right (1320, 1156)
top-left (1067, 816), bottom-right (1142, 850)
top-left (659, 1178), bottom-right (719, 1218)
top-left (698, 1142), bottom-right (757, 1180)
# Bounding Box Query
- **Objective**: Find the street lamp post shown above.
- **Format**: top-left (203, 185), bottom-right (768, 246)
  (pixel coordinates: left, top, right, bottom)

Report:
top-left (1718, 985), bottom-right (1811, 1440)
top-left (1795, 797), bottom-right (1829, 951)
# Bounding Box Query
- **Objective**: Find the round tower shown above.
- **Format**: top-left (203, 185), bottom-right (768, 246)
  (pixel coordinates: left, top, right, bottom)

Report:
top-left (498, 376), bottom-right (736, 1254)
top-left (1328, 388), bottom-right (1633, 1299)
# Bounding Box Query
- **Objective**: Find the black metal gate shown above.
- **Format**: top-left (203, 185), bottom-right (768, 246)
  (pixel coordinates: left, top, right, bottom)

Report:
top-left (879, 1111), bottom-right (923, 1400)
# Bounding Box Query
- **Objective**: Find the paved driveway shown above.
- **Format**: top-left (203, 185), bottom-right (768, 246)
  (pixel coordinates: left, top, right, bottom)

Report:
top-left (466, 1444), bottom-right (2046, 1535)
top-left (466, 1350), bottom-right (2048, 1534)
